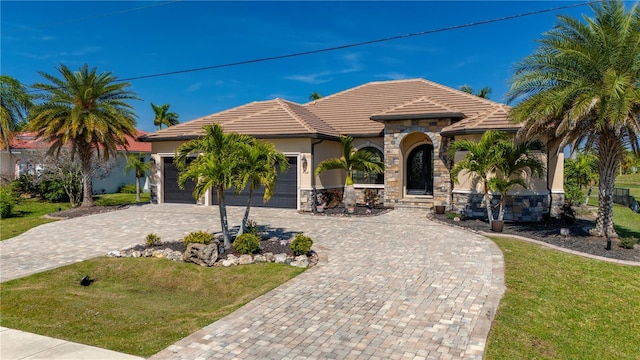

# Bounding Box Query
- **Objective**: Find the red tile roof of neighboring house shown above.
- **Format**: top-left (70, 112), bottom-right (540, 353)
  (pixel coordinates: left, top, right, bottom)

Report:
top-left (1, 130), bottom-right (151, 152)
top-left (141, 78), bottom-right (521, 141)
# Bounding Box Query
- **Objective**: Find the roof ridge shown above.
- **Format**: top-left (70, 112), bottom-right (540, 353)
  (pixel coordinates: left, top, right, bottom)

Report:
top-left (417, 78), bottom-right (505, 107)
top-left (275, 99), bottom-right (316, 134)
top-left (387, 95), bottom-right (458, 113)
top-left (221, 99), bottom-right (284, 127)
top-left (302, 78), bottom-right (426, 107)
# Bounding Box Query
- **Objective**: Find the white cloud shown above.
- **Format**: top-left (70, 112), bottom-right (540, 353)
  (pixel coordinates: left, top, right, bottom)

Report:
top-left (454, 55), bottom-right (479, 69)
top-left (285, 72), bottom-right (333, 84)
top-left (186, 82), bottom-right (202, 92)
top-left (375, 72), bottom-right (410, 80)
top-left (21, 45), bottom-right (101, 60)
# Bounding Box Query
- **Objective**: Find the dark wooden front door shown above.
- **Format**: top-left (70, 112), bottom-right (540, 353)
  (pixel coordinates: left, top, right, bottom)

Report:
top-left (406, 144), bottom-right (434, 195)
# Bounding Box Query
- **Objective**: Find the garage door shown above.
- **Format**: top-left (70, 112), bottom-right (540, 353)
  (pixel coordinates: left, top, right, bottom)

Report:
top-left (163, 157), bottom-right (196, 204)
top-left (213, 156), bottom-right (297, 209)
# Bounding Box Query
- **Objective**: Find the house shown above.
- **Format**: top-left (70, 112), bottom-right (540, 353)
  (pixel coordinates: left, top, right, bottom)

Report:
top-left (141, 79), bottom-right (565, 221)
top-left (0, 130), bottom-right (152, 194)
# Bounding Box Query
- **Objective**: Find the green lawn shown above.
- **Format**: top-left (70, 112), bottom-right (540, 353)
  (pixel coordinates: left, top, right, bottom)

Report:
top-left (486, 237), bottom-right (640, 360)
top-left (0, 193), bottom-right (150, 241)
top-left (0, 258), bottom-right (304, 357)
top-left (616, 173), bottom-right (640, 199)
top-left (586, 197), bottom-right (639, 239)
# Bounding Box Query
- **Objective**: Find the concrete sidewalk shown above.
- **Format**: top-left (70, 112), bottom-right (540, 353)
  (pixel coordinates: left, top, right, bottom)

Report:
top-left (0, 327), bottom-right (143, 360)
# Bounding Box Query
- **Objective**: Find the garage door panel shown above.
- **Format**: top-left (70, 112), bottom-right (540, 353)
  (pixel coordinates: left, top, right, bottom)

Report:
top-left (163, 157), bottom-right (196, 204)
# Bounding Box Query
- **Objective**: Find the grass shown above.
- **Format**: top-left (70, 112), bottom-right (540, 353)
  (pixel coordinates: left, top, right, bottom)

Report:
top-left (616, 173), bottom-right (640, 199)
top-left (0, 257), bottom-right (305, 357)
top-left (485, 237), bottom-right (640, 360)
top-left (0, 193), bottom-right (150, 241)
top-left (586, 197), bottom-right (640, 239)
top-left (0, 198), bottom-right (71, 240)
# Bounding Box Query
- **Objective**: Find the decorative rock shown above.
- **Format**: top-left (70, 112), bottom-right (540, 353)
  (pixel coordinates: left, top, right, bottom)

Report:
top-left (253, 254), bottom-right (267, 263)
top-left (182, 243), bottom-right (219, 266)
top-left (131, 251), bottom-right (142, 258)
top-left (165, 250), bottom-right (183, 262)
top-left (152, 250), bottom-right (166, 258)
top-left (264, 253), bottom-right (275, 262)
top-left (290, 255), bottom-right (309, 268)
top-left (222, 254), bottom-right (240, 267)
top-left (274, 253), bottom-right (289, 264)
top-left (238, 254), bottom-right (254, 265)
top-left (107, 250), bottom-right (121, 257)
top-left (143, 248), bottom-right (154, 257)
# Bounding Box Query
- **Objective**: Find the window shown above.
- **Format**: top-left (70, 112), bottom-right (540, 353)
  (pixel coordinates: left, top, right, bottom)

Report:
top-left (352, 147), bottom-right (384, 185)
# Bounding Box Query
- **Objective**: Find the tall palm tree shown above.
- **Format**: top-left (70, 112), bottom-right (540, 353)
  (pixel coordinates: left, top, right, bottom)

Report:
top-left (151, 103), bottom-right (179, 130)
top-left (125, 153), bottom-right (152, 202)
top-left (28, 64), bottom-right (139, 207)
top-left (460, 84), bottom-right (492, 99)
top-left (0, 75), bottom-right (33, 150)
top-left (315, 135), bottom-right (384, 211)
top-left (487, 139), bottom-right (545, 221)
top-left (507, 0), bottom-right (640, 238)
top-left (236, 140), bottom-right (289, 236)
top-left (175, 124), bottom-right (254, 249)
top-left (309, 92), bottom-right (323, 101)
top-left (449, 130), bottom-right (509, 225)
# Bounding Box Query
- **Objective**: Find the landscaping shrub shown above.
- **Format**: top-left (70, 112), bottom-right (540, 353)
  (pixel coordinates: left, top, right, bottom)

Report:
top-left (12, 174), bottom-right (40, 197)
top-left (118, 184), bottom-right (137, 194)
top-left (564, 183), bottom-right (586, 205)
top-left (183, 231), bottom-right (213, 247)
top-left (0, 186), bottom-right (17, 219)
top-left (619, 237), bottom-right (638, 249)
top-left (245, 219), bottom-right (260, 236)
top-left (234, 234), bottom-right (261, 254)
top-left (39, 177), bottom-right (69, 202)
top-left (146, 233), bottom-right (161, 247)
top-left (446, 212), bottom-right (460, 220)
top-left (290, 233), bottom-right (313, 256)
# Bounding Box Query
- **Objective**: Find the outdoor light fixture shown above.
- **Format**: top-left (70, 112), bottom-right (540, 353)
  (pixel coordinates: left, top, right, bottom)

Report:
top-left (301, 155), bottom-right (308, 173)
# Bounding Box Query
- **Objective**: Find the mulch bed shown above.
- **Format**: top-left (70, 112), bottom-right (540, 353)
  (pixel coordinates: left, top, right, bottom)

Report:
top-left (300, 205), bottom-right (391, 217)
top-left (46, 205), bottom-right (130, 219)
top-left (432, 213), bottom-right (640, 263)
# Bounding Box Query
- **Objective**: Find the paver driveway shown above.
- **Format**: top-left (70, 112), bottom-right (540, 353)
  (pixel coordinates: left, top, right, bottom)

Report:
top-left (0, 204), bottom-right (504, 359)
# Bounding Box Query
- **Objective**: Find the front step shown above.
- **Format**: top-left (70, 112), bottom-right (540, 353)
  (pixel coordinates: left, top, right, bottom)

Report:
top-left (394, 197), bottom-right (435, 210)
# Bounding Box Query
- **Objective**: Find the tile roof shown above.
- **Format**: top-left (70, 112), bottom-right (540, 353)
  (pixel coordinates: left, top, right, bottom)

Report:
top-left (2, 130), bottom-right (151, 152)
top-left (142, 78), bottom-right (522, 141)
top-left (440, 105), bottom-right (521, 136)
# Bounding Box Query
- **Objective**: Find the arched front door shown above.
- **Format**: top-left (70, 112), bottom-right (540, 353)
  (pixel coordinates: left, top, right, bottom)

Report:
top-left (406, 144), bottom-right (434, 195)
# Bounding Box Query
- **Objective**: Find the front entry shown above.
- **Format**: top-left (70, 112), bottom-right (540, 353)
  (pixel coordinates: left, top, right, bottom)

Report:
top-left (406, 144), bottom-right (434, 195)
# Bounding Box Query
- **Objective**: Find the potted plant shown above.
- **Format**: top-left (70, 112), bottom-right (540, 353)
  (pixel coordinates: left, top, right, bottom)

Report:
top-left (435, 205), bottom-right (446, 214)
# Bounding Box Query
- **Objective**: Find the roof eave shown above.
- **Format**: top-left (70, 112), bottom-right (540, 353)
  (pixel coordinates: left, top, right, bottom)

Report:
top-left (370, 112), bottom-right (465, 122)
top-left (139, 133), bottom-right (340, 142)
top-left (440, 127), bottom-right (521, 137)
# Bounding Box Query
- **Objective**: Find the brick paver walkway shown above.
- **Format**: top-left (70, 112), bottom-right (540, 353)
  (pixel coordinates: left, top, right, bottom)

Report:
top-left (0, 204), bottom-right (504, 359)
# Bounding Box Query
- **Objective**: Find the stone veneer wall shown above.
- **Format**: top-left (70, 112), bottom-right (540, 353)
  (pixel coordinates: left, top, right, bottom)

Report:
top-left (383, 119), bottom-right (452, 208)
top-left (300, 187), bottom-right (385, 211)
top-left (452, 192), bottom-right (558, 222)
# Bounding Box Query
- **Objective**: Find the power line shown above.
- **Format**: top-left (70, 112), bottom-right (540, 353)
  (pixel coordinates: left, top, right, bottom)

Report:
top-left (118, 1), bottom-right (598, 82)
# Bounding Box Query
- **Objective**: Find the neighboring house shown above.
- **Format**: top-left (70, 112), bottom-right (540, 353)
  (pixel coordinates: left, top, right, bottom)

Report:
top-left (0, 130), bottom-right (152, 194)
top-left (141, 78), bottom-right (565, 221)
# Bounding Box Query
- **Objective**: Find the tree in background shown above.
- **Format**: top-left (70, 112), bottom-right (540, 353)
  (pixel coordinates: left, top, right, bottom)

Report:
top-left (460, 84), bottom-right (492, 99)
top-left (315, 135), bottom-right (384, 212)
top-left (125, 154), bottom-right (152, 202)
top-left (28, 64), bottom-right (139, 207)
top-left (507, 1), bottom-right (640, 238)
top-left (151, 103), bottom-right (179, 130)
top-left (308, 93), bottom-right (323, 101)
top-left (0, 75), bottom-right (33, 150)
top-left (564, 151), bottom-right (598, 205)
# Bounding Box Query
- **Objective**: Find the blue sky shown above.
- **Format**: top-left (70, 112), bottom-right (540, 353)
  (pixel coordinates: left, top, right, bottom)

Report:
top-left (1, 1), bottom-right (601, 133)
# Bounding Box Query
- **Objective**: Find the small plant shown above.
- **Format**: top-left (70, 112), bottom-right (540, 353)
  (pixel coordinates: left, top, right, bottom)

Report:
top-left (245, 219), bottom-right (260, 236)
top-left (0, 186), bottom-right (17, 219)
top-left (146, 233), bottom-right (161, 247)
top-left (118, 184), bottom-right (137, 194)
top-left (619, 237), bottom-right (638, 249)
top-left (234, 234), bottom-right (261, 254)
top-left (290, 233), bottom-right (313, 256)
top-left (446, 212), bottom-right (459, 220)
top-left (183, 231), bottom-right (213, 247)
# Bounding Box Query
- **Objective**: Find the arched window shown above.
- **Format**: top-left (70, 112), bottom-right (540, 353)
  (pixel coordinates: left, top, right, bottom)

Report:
top-left (352, 147), bottom-right (384, 185)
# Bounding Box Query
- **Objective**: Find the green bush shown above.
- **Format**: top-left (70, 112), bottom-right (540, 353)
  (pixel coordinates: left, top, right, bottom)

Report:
top-left (290, 233), bottom-right (313, 256)
top-left (446, 212), bottom-right (459, 220)
top-left (234, 234), bottom-right (261, 254)
top-left (119, 184), bottom-right (137, 194)
top-left (0, 186), bottom-right (17, 219)
top-left (619, 237), bottom-right (638, 249)
top-left (146, 233), bottom-right (161, 247)
top-left (564, 183), bottom-right (586, 205)
top-left (12, 174), bottom-right (39, 196)
top-left (245, 219), bottom-right (260, 236)
top-left (39, 177), bottom-right (69, 202)
top-left (183, 231), bottom-right (213, 247)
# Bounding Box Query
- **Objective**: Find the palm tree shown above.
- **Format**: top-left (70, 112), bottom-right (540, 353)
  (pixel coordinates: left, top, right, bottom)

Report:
top-left (565, 151), bottom-right (598, 204)
top-left (175, 124), bottom-right (254, 249)
top-left (236, 141), bottom-right (289, 236)
top-left (309, 92), bottom-right (323, 101)
top-left (28, 64), bottom-right (139, 207)
top-left (449, 130), bottom-right (509, 225)
top-left (125, 154), bottom-right (152, 202)
top-left (507, 0), bottom-right (640, 238)
top-left (315, 135), bottom-right (384, 211)
top-left (487, 139), bottom-right (545, 221)
top-left (151, 103), bottom-right (179, 130)
top-left (460, 84), bottom-right (492, 99)
top-left (1, 75), bottom-right (33, 150)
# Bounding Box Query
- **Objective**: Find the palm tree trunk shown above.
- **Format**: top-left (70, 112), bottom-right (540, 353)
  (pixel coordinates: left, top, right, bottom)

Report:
top-left (497, 196), bottom-right (505, 222)
top-left (593, 134), bottom-right (621, 238)
top-left (237, 187), bottom-right (253, 237)
top-left (484, 182), bottom-right (493, 226)
top-left (79, 147), bottom-right (94, 207)
top-left (217, 186), bottom-right (232, 249)
top-left (135, 176), bottom-right (141, 202)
